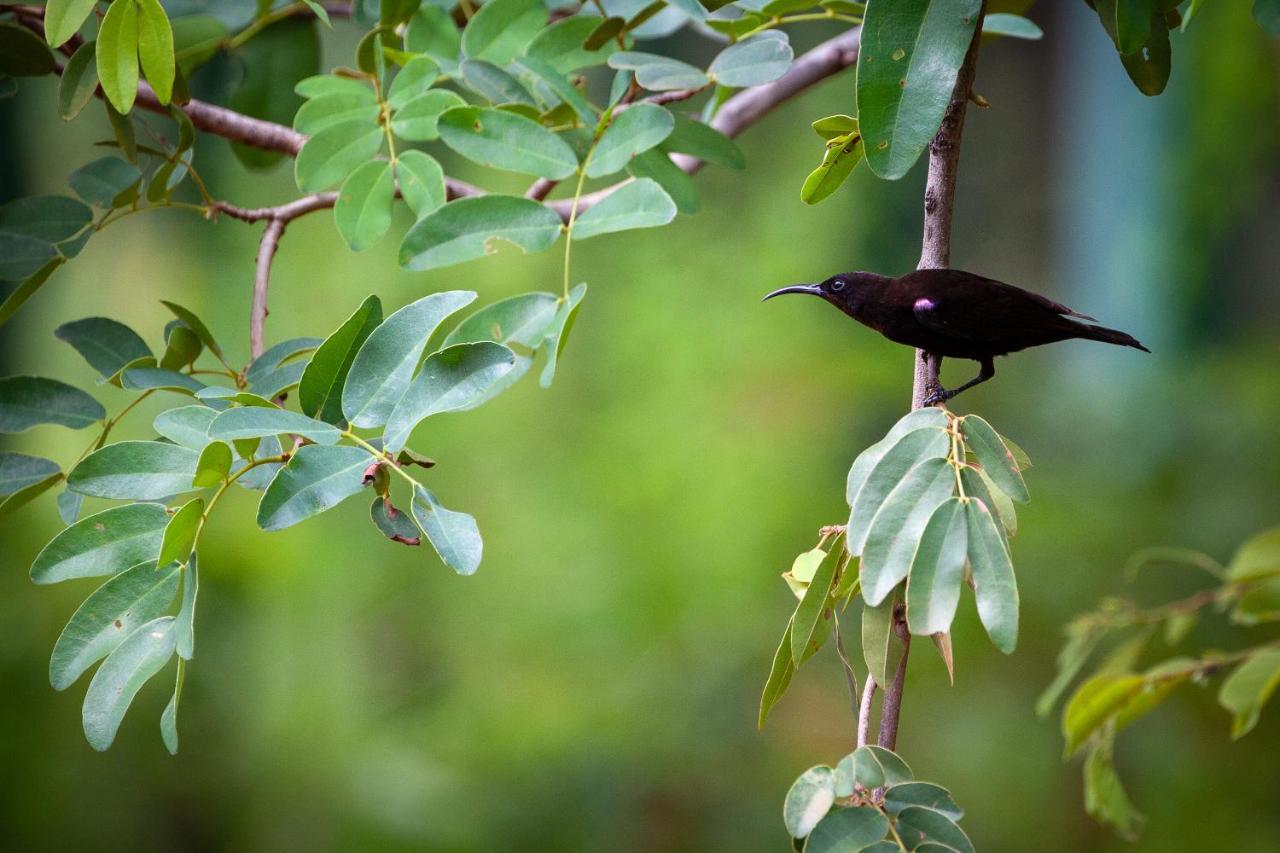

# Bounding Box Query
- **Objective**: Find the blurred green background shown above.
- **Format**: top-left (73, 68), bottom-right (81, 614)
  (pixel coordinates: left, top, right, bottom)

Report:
top-left (3, 3), bottom-right (1280, 850)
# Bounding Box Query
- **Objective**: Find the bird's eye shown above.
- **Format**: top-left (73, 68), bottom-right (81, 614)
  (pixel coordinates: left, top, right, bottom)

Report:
top-left (831, 279), bottom-right (846, 291)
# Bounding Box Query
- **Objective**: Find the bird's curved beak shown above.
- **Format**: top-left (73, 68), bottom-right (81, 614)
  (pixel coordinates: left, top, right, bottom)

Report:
top-left (762, 284), bottom-right (821, 301)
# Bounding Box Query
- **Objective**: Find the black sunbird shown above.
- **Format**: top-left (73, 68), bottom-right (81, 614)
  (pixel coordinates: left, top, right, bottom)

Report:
top-left (765, 269), bottom-right (1149, 403)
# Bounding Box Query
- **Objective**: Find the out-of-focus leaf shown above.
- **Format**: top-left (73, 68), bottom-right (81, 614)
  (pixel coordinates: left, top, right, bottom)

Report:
top-left (256, 444), bottom-right (373, 531)
top-left (0, 464), bottom-right (61, 520)
top-left (758, 619), bottom-right (794, 728)
top-left (68, 440), bottom-right (199, 500)
top-left (399, 196), bottom-right (563, 273)
top-left (228, 17), bottom-right (320, 169)
top-left (982, 12), bottom-right (1043, 38)
top-left (964, 497), bottom-right (1018, 653)
top-left (1036, 620), bottom-right (1105, 717)
top-left (69, 156), bottom-right (142, 207)
top-left (1234, 577), bottom-right (1280, 625)
top-left (59, 40), bottom-right (99, 120)
top-left (861, 591), bottom-right (895, 689)
top-left (410, 484), bottom-right (482, 575)
top-left (383, 342), bottom-right (516, 451)
top-left (82, 616), bottom-right (175, 750)
top-left (0, 232), bottom-right (57, 281)
top-left (1118, 13), bottom-right (1170, 96)
top-left (0, 376), bottom-right (104, 432)
top-left (1062, 673), bottom-right (1145, 756)
top-left (0, 21), bottom-right (55, 77)
top-left (1084, 733), bottom-right (1144, 840)
top-left (31, 502), bottom-right (168, 584)
top-left (1226, 527), bottom-right (1280, 581)
top-left (175, 552), bottom-right (197, 659)
top-left (1255, 0), bottom-right (1280, 35)
top-left (299, 295), bottom-right (383, 424)
top-left (782, 765), bottom-right (835, 839)
top-left (1218, 649), bottom-right (1280, 739)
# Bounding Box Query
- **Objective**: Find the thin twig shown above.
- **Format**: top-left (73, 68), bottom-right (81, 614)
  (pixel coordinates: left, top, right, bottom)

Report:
top-left (251, 219), bottom-right (286, 358)
top-left (876, 607), bottom-right (911, 750)
top-left (857, 674), bottom-right (877, 748)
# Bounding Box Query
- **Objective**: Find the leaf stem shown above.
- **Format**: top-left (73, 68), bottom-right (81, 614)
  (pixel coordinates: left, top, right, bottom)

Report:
top-left (225, 1), bottom-right (307, 51)
top-left (561, 167), bottom-right (589, 300)
top-left (737, 11), bottom-right (862, 41)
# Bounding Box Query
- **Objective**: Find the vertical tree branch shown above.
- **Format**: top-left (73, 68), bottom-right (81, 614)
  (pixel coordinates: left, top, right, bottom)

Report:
top-left (857, 675), bottom-right (877, 747)
top-left (880, 4), bottom-right (987, 751)
top-left (251, 219), bottom-right (286, 359)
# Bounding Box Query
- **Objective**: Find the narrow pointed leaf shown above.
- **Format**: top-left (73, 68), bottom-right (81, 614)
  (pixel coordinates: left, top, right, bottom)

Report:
top-left (136, 0), bottom-right (176, 104)
top-left (438, 106), bottom-right (579, 179)
top-left (68, 440), bottom-right (199, 500)
top-left (539, 282), bottom-right (586, 387)
top-left (964, 497), bottom-right (1018, 653)
top-left (846, 422), bottom-right (949, 554)
top-left (410, 484), bottom-right (482, 575)
top-left (960, 414), bottom-right (1028, 502)
top-left (861, 592), bottom-right (894, 689)
top-left (587, 103), bottom-right (675, 178)
top-left (299, 295), bottom-right (383, 424)
top-left (384, 342), bottom-right (516, 451)
top-left (31, 503), bottom-right (168, 584)
top-left (790, 549), bottom-right (836, 664)
top-left (82, 616), bottom-right (176, 750)
top-left (96, 0), bottom-right (140, 113)
top-left (758, 619), bottom-right (795, 728)
top-left (157, 497), bottom-right (203, 567)
top-left (399, 196), bottom-right (563, 272)
top-left (45, 0), bottom-right (99, 48)
top-left (905, 498), bottom-right (967, 635)
top-left (861, 456), bottom-right (956, 605)
top-left (0, 376), bottom-right (104, 432)
top-left (210, 407), bottom-right (342, 445)
top-left (175, 553), bottom-right (198, 659)
top-left (256, 444), bottom-right (373, 531)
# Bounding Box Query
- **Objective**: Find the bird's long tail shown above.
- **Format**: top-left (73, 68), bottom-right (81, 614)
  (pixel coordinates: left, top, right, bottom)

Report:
top-left (1079, 323), bottom-right (1151, 353)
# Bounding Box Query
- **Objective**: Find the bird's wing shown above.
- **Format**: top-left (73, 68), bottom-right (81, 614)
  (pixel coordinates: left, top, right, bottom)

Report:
top-left (910, 285), bottom-right (1082, 345)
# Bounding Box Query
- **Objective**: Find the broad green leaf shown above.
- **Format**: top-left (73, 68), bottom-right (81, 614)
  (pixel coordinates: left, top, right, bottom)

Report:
top-left (341, 291), bottom-right (475, 427)
top-left (49, 561), bottom-right (180, 691)
top-left (1234, 577), bottom-right (1280, 625)
top-left (572, 178), bottom-right (676, 240)
top-left (708, 31), bottom-right (793, 87)
top-left (228, 17), bottom-right (319, 169)
top-left (905, 498), bottom-right (967, 635)
top-left (460, 59), bottom-right (537, 106)
top-left (664, 115), bottom-right (744, 169)
top-left (334, 160), bottom-right (395, 251)
top-left (801, 133), bottom-right (863, 205)
top-left (158, 324), bottom-right (201, 370)
top-left (175, 552), bottom-right (197, 659)
top-left (0, 195), bottom-right (93, 242)
top-left (525, 15), bottom-right (615, 73)
top-left (136, 0), bottom-right (176, 104)
top-left (370, 496), bottom-right (421, 545)
top-left (982, 12), bottom-right (1043, 39)
top-left (410, 484), bottom-right (482, 575)
top-left (438, 106), bottom-right (579, 179)
top-left (1036, 621), bottom-right (1104, 718)
top-left (861, 592), bottom-right (894, 689)
top-left (299, 295), bottom-right (382, 424)
top-left (256, 444), bottom-right (373, 531)
top-left (895, 807), bottom-right (974, 853)
top-left (293, 92), bottom-right (379, 135)
top-left (295, 119), bottom-right (384, 191)
top-left (45, 0), bottom-right (99, 48)
top-left (511, 55), bottom-right (595, 122)
top-left (833, 753), bottom-right (857, 797)
top-left (1219, 649), bottom-right (1280, 739)
top-left (586, 17), bottom-right (627, 52)
top-left (607, 52), bottom-right (708, 91)
top-left (97, 0), bottom-right (140, 113)
top-left (1061, 673), bottom-right (1145, 756)
top-left (394, 150), bottom-right (446, 219)
top-left (0, 21), bottom-right (55, 76)
top-left (384, 342), bottom-right (517, 451)
top-left (400, 196), bottom-right (563, 273)
top-left (296, 74), bottom-right (373, 99)
top-left (1226, 527), bottom-right (1280, 581)
top-left (860, 457), bottom-right (955, 606)
top-left (172, 14), bottom-right (228, 74)
top-left (783, 765), bottom-right (835, 839)
top-left (446, 292), bottom-right (560, 349)
top-left (1256, 0), bottom-right (1280, 35)
top-left (461, 0), bottom-right (546, 64)
top-left (391, 89), bottom-right (467, 140)
top-left (758, 619), bottom-right (795, 728)
top-left (850, 745), bottom-right (913, 789)
top-left (31, 502), bottom-right (168, 584)
top-left (0, 375), bottom-right (104, 432)
top-left (539, 282), bottom-right (586, 387)
top-left (58, 40), bottom-right (99, 119)
top-left (209, 406), bottom-right (342, 445)
top-left (959, 464), bottom-right (1015, 538)
top-left (245, 337), bottom-right (319, 385)
top-left (790, 547), bottom-right (835, 664)
top-left (811, 113), bottom-right (858, 140)
top-left (69, 156), bottom-right (142, 207)
top-left (158, 497), bottom-right (203, 567)
top-left (82, 616), bottom-right (176, 751)
top-left (959, 414), bottom-right (1028, 502)
top-left (386, 55), bottom-right (440, 109)
top-left (884, 782), bottom-right (964, 820)
top-left (235, 434), bottom-right (284, 491)
top-left (0, 233), bottom-right (57, 281)
top-left (790, 548), bottom-right (827, 585)
top-left (1084, 735), bottom-right (1144, 840)
top-left (193, 440), bottom-right (232, 487)
top-left (1118, 11), bottom-right (1170, 96)
top-left (587, 103), bottom-right (675, 177)
top-left (68, 440), bottom-right (199, 500)
top-left (160, 300), bottom-right (223, 359)
top-left (153, 405), bottom-right (217, 450)
top-left (964, 497), bottom-right (1018, 653)
top-left (406, 6), bottom-right (462, 67)
top-left (56, 487), bottom-right (83, 524)
top-left (804, 807), bottom-right (889, 853)
top-left (626, 148), bottom-right (698, 214)
top-left (0, 258), bottom-right (64, 327)
top-left (846, 425), bottom-right (950, 555)
top-left (1113, 0), bottom-right (1155, 54)
top-left (856, 0), bottom-right (982, 179)
top-left (120, 366), bottom-right (205, 395)
top-left (0, 463), bottom-right (61, 520)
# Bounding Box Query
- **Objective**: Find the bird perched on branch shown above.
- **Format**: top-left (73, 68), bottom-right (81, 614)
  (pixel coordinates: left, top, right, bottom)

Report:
top-left (765, 269), bottom-right (1149, 403)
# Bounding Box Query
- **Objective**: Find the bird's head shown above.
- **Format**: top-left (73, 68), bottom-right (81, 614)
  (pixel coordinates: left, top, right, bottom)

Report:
top-left (762, 271), bottom-right (885, 318)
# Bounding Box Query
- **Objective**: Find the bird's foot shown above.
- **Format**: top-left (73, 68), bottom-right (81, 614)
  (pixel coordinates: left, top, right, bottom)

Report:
top-left (922, 387), bottom-right (955, 407)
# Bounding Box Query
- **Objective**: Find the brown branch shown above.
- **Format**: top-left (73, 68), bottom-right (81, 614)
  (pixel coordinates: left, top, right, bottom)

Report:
top-left (876, 606), bottom-right (911, 751)
top-left (251, 219), bottom-right (286, 358)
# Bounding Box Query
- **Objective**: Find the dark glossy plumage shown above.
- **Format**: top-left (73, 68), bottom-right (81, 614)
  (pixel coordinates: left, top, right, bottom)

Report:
top-left (765, 268), bottom-right (1148, 402)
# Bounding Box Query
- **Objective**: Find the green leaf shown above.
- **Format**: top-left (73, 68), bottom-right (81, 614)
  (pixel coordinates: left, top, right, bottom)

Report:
top-left (299, 296), bottom-right (382, 425)
top-left (709, 31), bottom-right (792, 87)
top-left (572, 178), bottom-right (676, 240)
top-left (758, 619), bottom-right (795, 728)
top-left (297, 74), bottom-right (372, 99)
top-left (333, 160), bottom-right (395, 251)
top-left (460, 59), bottom-right (538, 106)
top-left (394, 150), bottom-right (446, 219)
top-left (370, 496), bottom-right (421, 545)
top-left (157, 497), bottom-right (203, 567)
top-left (0, 463), bottom-right (62, 520)
top-left (31, 502), bottom-right (168, 584)
top-left (384, 342), bottom-right (517, 451)
top-left (68, 440), bottom-right (200, 500)
top-left (1234, 577), bottom-right (1280, 625)
top-left (587, 103), bottom-right (675, 178)
top-left (0, 232), bottom-right (57, 281)
top-left (959, 414), bottom-right (1028, 502)
top-left (811, 113), bottom-right (858, 140)
top-left (1084, 734), bottom-right (1144, 840)
top-left (97, 0), bottom-right (140, 113)
top-left (461, 0), bottom-right (546, 64)
top-left (1226, 527), bottom-right (1280, 581)
top-left (120, 366), bottom-right (206, 396)
top-left (895, 807), bottom-right (973, 853)
top-left (69, 156), bottom-right (142, 207)
top-left (1219, 649), bottom-right (1280, 739)
top-left (391, 89), bottom-right (467, 140)
top-left (175, 552), bottom-right (197, 659)
top-left (539, 282), bottom-right (586, 387)
top-left (293, 92), bottom-right (379, 135)
top-left (585, 16), bottom-right (627, 51)
top-left (846, 424), bottom-right (949, 556)
top-left (0, 258), bottom-right (65, 327)
top-left (1036, 621), bottom-right (1105, 718)
top-left (400, 196), bottom-right (563, 273)
top-left (982, 12), bottom-right (1043, 39)
top-left (783, 765), bottom-right (835, 839)
top-left (860, 457), bottom-right (955, 606)
top-left (160, 664), bottom-right (181, 754)
top-left (851, 745), bottom-right (912, 790)
top-left (158, 323), bottom-right (201, 370)
top-left (861, 592), bottom-right (894, 689)
top-left (1256, 0), bottom-right (1280, 34)
top-left (801, 133), bottom-right (863, 205)
top-left (856, 0), bottom-right (982, 179)
top-left (154, 405), bottom-right (217, 450)
top-left (904, 497), bottom-right (967, 635)
top-left (626, 148), bottom-right (698, 214)
top-left (228, 17), bottom-right (319, 169)
top-left (0, 451), bottom-right (60, 497)
top-left (804, 807), bottom-right (890, 853)
top-left (406, 5), bottom-right (462, 66)
top-left (158, 300), bottom-right (221, 359)
top-left (1061, 673), bottom-right (1145, 756)
top-left (193, 440), bottom-right (232, 487)
top-left (0, 22), bottom-right (55, 77)
top-left (0, 195), bottom-right (92, 243)
top-left (438, 106), bottom-right (579, 180)
top-left (295, 119), bottom-right (385, 192)
top-left (884, 782), bottom-right (964, 821)
top-left (245, 337), bottom-right (319, 386)
top-left (49, 561), bottom-right (180, 691)
top-left (607, 52), bottom-right (709, 91)
top-left (410, 484), bottom-right (482, 575)
top-left (136, 0), bottom-right (176, 104)
top-left (446, 292), bottom-right (560, 348)
top-left (172, 14), bottom-right (228, 75)
top-left (525, 15), bottom-right (615, 73)
top-left (59, 40), bottom-right (99, 119)
top-left (664, 115), bottom-right (744, 169)
top-left (256, 444), bottom-right (373, 531)
top-left (0, 376), bottom-right (105, 432)
top-left (341, 291), bottom-right (475, 427)
top-left (45, 0), bottom-right (99, 48)
top-left (82, 616), bottom-right (176, 751)
top-left (964, 497), bottom-right (1018, 653)
top-left (209, 406), bottom-right (342, 445)
top-left (386, 55), bottom-right (441, 109)
top-left (1118, 12), bottom-right (1170, 96)
top-left (959, 464), bottom-right (1015, 538)
top-left (790, 548), bottom-right (836, 664)
top-left (1113, 0), bottom-right (1155, 54)
top-left (511, 55), bottom-right (595, 122)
